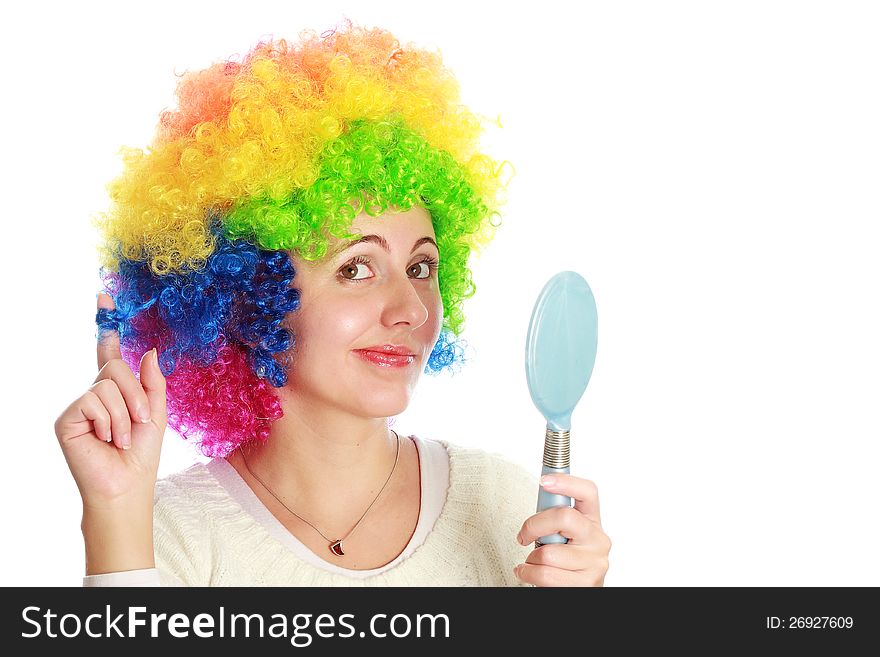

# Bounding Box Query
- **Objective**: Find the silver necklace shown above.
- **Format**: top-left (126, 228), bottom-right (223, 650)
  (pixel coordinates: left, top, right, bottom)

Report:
top-left (239, 429), bottom-right (401, 557)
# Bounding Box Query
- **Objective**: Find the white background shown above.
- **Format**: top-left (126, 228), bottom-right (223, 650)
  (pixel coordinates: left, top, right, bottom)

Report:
top-left (2, 0), bottom-right (878, 586)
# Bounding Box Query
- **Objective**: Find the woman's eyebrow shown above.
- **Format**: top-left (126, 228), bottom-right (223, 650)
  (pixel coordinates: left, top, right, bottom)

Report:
top-left (336, 234), bottom-right (439, 254)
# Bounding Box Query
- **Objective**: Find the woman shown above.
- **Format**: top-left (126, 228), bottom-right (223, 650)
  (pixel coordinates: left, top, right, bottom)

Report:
top-left (54, 21), bottom-right (611, 586)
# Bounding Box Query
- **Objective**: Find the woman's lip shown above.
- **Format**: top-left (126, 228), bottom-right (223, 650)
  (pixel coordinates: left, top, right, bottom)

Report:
top-left (354, 349), bottom-right (416, 368)
top-left (359, 346), bottom-right (416, 356)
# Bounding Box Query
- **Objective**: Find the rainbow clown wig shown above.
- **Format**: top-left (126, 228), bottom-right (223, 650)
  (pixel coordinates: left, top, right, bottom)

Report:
top-left (94, 21), bottom-right (512, 458)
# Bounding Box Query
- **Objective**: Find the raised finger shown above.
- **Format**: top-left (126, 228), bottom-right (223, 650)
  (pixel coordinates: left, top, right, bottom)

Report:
top-left (96, 292), bottom-right (122, 371)
top-left (87, 378), bottom-right (135, 450)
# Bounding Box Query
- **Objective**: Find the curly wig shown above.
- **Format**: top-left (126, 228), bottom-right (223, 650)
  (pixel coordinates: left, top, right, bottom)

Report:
top-left (94, 21), bottom-right (512, 458)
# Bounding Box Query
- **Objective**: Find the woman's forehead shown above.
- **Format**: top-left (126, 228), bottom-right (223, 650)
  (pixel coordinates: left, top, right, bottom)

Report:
top-left (292, 204), bottom-right (436, 268)
top-left (349, 204), bottom-right (434, 233)
top-left (334, 205), bottom-right (435, 250)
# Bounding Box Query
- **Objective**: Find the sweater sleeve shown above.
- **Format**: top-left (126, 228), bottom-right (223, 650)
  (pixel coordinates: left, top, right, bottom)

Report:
top-left (150, 477), bottom-right (213, 586)
top-left (82, 568), bottom-right (162, 587)
top-left (509, 460), bottom-right (542, 588)
top-left (483, 451), bottom-right (541, 587)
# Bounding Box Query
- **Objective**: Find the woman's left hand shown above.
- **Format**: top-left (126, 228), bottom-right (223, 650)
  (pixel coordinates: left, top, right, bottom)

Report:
top-left (515, 474), bottom-right (611, 587)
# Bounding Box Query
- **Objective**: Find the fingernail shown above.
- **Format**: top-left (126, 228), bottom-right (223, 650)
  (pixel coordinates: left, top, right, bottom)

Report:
top-left (541, 475), bottom-right (557, 487)
top-left (138, 408), bottom-right (150, 423)
top-left (121, 432), bottom-right (131, 449)
top-left (516, 533), bottom-right (525, 546)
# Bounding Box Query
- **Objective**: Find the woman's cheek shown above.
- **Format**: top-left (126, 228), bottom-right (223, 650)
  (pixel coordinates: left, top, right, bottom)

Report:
top-left (429, 293), bottom-right (444, 330)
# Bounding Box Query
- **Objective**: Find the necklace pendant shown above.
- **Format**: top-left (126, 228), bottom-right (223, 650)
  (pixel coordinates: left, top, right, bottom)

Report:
top-left (329, 540), bottom-right (345, 556)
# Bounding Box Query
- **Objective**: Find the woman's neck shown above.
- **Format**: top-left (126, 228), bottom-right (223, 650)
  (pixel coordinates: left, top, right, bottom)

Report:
top-left (225, 398), bottom-right (401, 524)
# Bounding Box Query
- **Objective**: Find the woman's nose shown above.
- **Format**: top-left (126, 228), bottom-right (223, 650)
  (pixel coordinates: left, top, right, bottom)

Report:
top-left (382, 272), bottom-right (430, 328)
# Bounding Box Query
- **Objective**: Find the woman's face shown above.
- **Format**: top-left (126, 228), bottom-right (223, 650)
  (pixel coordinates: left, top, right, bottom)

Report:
top-left (284, 205), bottom-right (443, 418)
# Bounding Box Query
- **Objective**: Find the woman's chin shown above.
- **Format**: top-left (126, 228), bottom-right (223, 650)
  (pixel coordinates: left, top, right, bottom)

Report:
top-left (364, 398), bottom-right (411, 419)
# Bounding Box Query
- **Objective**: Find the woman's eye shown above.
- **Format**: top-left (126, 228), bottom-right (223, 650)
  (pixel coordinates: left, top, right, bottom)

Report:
top-left (339, 259), bottom-right (372, 281)
top-left (338, 255), bottom-right (439, 283)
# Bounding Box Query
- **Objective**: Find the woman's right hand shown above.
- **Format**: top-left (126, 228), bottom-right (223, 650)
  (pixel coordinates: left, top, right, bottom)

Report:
top-left (54, 292), bottom-right (168, 513)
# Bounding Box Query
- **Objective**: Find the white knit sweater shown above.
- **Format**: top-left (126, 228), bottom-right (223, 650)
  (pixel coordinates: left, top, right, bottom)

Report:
top-left (83, 436), bottom-right (539, 586)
